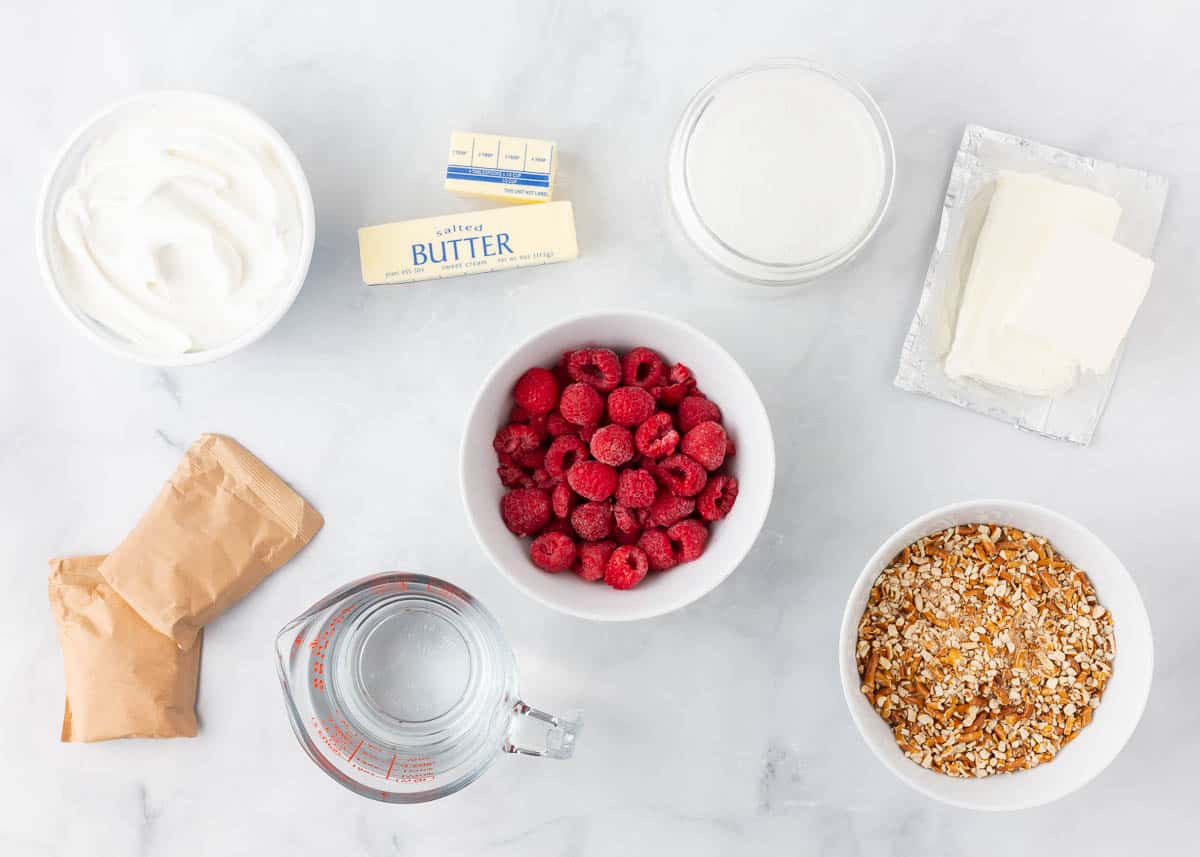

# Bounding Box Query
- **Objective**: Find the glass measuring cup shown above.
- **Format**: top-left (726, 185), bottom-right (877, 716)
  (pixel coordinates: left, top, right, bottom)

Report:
top-left (274, 573), bottom-right (580, 802)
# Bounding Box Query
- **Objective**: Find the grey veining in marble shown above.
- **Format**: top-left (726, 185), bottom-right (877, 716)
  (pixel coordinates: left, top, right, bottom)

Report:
top-left (3, 1), bottom-right (1198, 855)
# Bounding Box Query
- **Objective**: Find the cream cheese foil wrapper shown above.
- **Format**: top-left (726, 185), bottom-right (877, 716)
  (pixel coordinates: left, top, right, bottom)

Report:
top-left (895, 124), bottom-right (1168, 445)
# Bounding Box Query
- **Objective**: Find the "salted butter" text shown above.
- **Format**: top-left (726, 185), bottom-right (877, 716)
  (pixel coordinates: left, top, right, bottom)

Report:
top-left (411, 232), bottom-right (512, 265)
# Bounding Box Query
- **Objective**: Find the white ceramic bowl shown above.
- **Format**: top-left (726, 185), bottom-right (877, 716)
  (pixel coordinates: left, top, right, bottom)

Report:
top-left (34, 91), bottom-right (316, 367)
top-left (461, 310), bottom-right (775, 621)
top-left (839, 500), bottom-right (1153, 811)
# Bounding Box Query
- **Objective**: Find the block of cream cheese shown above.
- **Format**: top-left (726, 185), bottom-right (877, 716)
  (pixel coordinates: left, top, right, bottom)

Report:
top-left (944, 171), bottom-right (1122, 395)
top-left (444, 131), bottom-right (557, 203)
top-left (1007, 224), bottom-right (1154, 375)
top-left (358, 201), bottom-right (577, 285)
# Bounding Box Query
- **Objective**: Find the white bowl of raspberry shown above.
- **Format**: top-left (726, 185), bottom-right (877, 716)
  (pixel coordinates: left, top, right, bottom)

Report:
top-left (461, 310), bottom-right (775, 621)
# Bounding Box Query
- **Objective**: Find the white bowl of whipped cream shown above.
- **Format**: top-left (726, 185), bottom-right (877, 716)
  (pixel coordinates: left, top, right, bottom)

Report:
top-left (36, 91), bottom-right (315, 366)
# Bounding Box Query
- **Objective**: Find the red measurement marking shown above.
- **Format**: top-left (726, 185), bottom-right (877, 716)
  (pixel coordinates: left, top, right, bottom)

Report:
top-left (385, 755), bottom-right (396, 779)
top-left (401, 580), bottom-right (407, 591)
top-left (347, 740), bottom-right (364, 763)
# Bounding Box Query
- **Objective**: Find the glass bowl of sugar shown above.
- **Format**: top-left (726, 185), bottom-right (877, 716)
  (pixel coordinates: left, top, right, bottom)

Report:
top-left (668, 58), bottom-right (895, 285)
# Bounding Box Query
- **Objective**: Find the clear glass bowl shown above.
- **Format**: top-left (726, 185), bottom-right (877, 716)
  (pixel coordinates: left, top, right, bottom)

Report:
top-left (667, 58), bottom-right (896, 286)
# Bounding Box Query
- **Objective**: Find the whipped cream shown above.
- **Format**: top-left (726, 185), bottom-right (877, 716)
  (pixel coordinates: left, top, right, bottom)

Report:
top-left (52, 102), bottom-right (303, 354)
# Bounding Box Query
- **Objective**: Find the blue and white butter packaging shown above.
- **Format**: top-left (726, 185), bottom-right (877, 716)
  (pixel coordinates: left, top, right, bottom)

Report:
top-left (444, 132), bottom-right (557, 203)
top-left (358, 201), bottom-right (577, 285)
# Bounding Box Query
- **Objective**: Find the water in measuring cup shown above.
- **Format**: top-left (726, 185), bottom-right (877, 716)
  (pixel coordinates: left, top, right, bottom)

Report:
top-left (349, 604), bottom-right (472, 722)
top-left (303, 581), bottom-right (517, 780)
top-left (277, 573), bottom-right (579, 803)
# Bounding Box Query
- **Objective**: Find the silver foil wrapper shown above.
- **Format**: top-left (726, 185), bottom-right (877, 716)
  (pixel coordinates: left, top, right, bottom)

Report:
top-left (895, 124), bottom-right (1168, 445)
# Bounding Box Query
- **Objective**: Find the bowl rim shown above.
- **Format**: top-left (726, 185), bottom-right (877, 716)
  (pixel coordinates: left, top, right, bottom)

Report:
top-left (33, 89), bottom-right (316, 367)
top-left (459, 308), bottom-right (776, 621)
top-left (838, 498), bottom-right (1154, 811)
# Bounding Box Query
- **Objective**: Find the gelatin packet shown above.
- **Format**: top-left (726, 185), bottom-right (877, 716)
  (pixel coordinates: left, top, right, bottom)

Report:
top-left (98, 433), bottom-right (323, 649)
top-left (49, 555), bottom-right (201, 741)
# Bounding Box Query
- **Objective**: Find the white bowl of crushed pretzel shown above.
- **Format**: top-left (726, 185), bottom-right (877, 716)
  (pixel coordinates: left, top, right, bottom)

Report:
top-left (839, 499), bottom-right (1153, 811)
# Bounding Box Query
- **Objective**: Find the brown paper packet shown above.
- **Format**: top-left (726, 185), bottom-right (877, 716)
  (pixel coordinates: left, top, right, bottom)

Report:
top-left (49, 555), bottom-right (201, 741)
top-left (99, 433), bottom-right (324, 649)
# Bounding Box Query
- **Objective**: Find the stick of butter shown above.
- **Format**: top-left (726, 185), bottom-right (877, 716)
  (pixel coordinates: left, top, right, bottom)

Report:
top-left (358, 201), bottom-right (577, 285)
top-left (444, 131), bottom-right (557, 203)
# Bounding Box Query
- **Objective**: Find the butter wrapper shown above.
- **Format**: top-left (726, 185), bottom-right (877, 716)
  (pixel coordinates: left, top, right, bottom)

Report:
top-left (359, 201), bottom-right (577, 285)
top-left (895, 125), bottom-right (1168, 445)
top-left (444, 131), bottom-right (556, 203)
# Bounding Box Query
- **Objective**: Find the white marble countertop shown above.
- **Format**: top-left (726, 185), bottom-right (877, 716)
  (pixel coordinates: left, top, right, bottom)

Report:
top-left (4, 2), bottom-right (1198, 854)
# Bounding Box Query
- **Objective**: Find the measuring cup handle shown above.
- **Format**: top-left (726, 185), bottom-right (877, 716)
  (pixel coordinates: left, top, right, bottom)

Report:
top-left (503, 700), bottom-right (581, 759)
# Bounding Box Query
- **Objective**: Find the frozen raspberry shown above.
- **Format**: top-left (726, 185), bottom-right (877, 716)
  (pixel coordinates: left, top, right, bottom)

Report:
top-left (652, 364), bottom-right (698, 408)
top-left (589, 424), bottom-right (634, 466)
top-left (512, 446), bottom-right (546, 470)
top-left (622, 347), bottom-right (666, 388)
top-left (648, 493), bottom-right (695, 527)
top-left (531, 468), bottom-right (557, 489)
top-left (493, 423), bottom-right (541, 457)
top-left (566, 460), bottom-right (618, 501)
top-left (669, 363), bottom-right (696, 388)
top-left (509, 404), bottom-right (531, 424)
top-left (552, 482), bottom-right (576, 519)
top-left (530, 531), bottom-right (576, 572)
top-left (677, 396), bottom-right (722, 433)
top-left (697, 475), bottom-right (738, 521)
top-left (604, 545), bottom-right (649, 589)
top-left (667, 519), bottom-right (708, 562)
top-left (506, 407), bottom-right (547, 439)
top-left (545, 411), bottom-right (573, 437)
top-left (607, 386), bottom-right (656, 427)
top-left (613, 503), bottom-right (646, 535)
top-left (634, 412), bottom-right (680, 459)
top-left (514, 367), bottom-right (559, 415)
top-left (613, 528), bottom-right (642, 546)
top-left (570, 501), bottom-right (612, 541)
top-left (576, 540), bottom-right (615, 582)
top-left (651, 383), bottom-right (690, 408)
top-left (539, 516), bottom-right (574, 538)
top-left (615, 468), bottom-right (657, 508)
top-left (724, 436), bottom-right (736, 457)
top-left (566, 347), bottom-right (622, 392)
top-left (577, 423), bottom-right (599, 444)
top-left (680, 421), bottom-right (727, 471)
top-left (655, 454), bottom-right (707, 497)
top-left (612, 504), bottom-right (647, 545)
top-left (545, 435), bottom-right (589, 477)
top-left (500, 488), bottom-right (551, 536)
top-left (498, 464), bottom-right (533, 489)
top-left (553, 353), bottom-right (573, 388)
top-left (559, 382), bottom-right (603, 426)
top-left (637, 528), bottom-right (678, 571)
